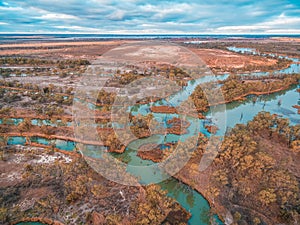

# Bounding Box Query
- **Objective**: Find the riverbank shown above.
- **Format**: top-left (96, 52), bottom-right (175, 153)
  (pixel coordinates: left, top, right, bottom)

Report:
top-left (216, 86), bottom-right (292, 105)
top-left (137, 143), bottom-right (164, 162)
top-left (1, 38), bottom-right (300, 225)
top-left (165, 140), bottom-right (227, 222)
top-left (150, 106), bottom-right (178, 114)
top-left (200, 80), bottom-right (299, 110)
top-left (1, 146), bottom-right (190, 225)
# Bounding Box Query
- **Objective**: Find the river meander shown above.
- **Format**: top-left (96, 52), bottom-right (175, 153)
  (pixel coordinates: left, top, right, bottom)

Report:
top-left (3, 47), bottom-right (300, 225)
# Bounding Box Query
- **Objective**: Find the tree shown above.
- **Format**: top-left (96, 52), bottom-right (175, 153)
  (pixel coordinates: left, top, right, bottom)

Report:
top-left (233, 211), bottom-right (242, 222)
top-left (0, 207), bottom-right (8, 223)
top-left (0, 136), bottom-right (8, 161)
top-left (17, 118), bottom-right (31, 133)
top-left (258, 189), bottom-right (277, 206)
top-left (253, 217), bottom-right (261, 225)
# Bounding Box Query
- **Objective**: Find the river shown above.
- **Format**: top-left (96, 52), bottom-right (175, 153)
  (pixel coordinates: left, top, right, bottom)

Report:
top-left (4, 47), bottom-right (300, 225)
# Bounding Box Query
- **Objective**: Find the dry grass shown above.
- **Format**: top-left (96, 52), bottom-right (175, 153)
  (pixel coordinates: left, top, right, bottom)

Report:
top-left (189, 48), bottom-right (277, 69)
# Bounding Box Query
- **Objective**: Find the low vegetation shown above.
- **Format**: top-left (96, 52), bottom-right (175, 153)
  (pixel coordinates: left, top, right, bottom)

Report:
top-left (0, 147), bottom-right (189, 225)
top-left (190, 73), bottom-right (300, 112)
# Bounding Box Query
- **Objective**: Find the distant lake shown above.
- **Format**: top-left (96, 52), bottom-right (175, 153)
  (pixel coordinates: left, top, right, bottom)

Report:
top-left (1, 34), bottom-right (300, 43)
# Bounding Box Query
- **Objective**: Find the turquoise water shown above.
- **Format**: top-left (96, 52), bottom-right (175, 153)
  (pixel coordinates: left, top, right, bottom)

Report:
top-left (241, 63), bottom-right (300, 77)
top-left (116, 84), bottom-right (299, 224)
top-left (81, 144), bottom-right (107, 158)
top-left (30, 136), bottom-right (50, 145)
top-left (4, 85), bottom-right (299, 224)
top-left (7, 136), bottom-right (26, 145)
top-left (54, 139), bottom-right (76, 151)
top-left (207, 85), bottom-right (300, 136)
top-left (30, 119), bottom-right (72, 127)
top-left (5, 136), bottom-right (76, 152)
top-left (5, 136), bottom-right (107, 154)
top-left (128, 74), bottom-right (229, 117)
top-left (160, 178), bottom-right (223, 225)
top-left (0, 118), bottom-right (23, 125)
top-left (100, 49), bottom-right (299, 224)
top-left (227, 46), bottom-right (256, 54)
top-left (3, 49), bottom-right (300, 225)
top-left (227, 46), bottom-right (300, 76)
top-left (0, 118), bottom-right (71, 127)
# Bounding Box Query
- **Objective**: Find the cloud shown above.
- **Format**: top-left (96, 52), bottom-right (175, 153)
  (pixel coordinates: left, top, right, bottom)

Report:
top-left (37, 13), bottom-right (80, 20)
top-left (0, 0), bottom-right (299, 34)
top-left (0, 6), bottom-right (22, 11)
top-left (107, 10), bottom-right (126, 21)
top-left (262, 13), bottom-right (300, 26)
top-left (214, 13), bottom-right (300, 34)
top-left (54, 25), bottom-right (103, 32)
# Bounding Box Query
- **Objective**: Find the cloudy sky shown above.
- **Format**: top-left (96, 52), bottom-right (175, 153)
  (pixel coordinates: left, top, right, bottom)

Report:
top-left (0, 0), bottom-right (300, 34)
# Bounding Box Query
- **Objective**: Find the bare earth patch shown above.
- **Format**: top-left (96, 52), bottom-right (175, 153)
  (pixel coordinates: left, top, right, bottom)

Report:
top-left (189, 48), bottom-right (278, 69)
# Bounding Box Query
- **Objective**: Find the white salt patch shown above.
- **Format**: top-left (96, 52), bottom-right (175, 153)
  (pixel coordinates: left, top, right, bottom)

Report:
top-left (62, 155), bottom-right (72, 163)
top-left (32, 154), bottom-right (58, 164)
top-left (18, 198), bottom-right (35, 211)
top-left (2, 171), bottom-right (22, 181)
top-left (12, 154), bottom-right (26, 163)
top-left (32, 153), bottom-right (72, 164)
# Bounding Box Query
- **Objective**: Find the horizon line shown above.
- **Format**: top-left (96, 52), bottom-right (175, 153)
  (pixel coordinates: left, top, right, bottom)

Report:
top-left (0, 32), bottom-right (300, 36)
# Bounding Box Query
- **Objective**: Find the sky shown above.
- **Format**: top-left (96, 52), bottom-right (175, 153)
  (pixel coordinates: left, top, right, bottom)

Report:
top-left (0, 0), bottom-right (300, 34)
